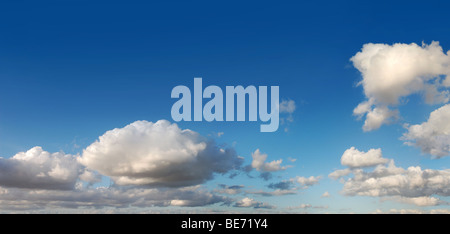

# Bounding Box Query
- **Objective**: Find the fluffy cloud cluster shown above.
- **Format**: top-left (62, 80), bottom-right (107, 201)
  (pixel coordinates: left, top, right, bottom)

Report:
top-left (330, 147), bottom-right (450, 206)
top-left (0, 120), bottom-right (254, 212)
top-left (79, 120), bottom-right (243, 187)
top-left (0, 147), bottom-right (80, 190)
top-left (0, 119), bottom-right (319, 212)
top-left (351, 41), bottom-right (450, 131)
top-left (402, 104), bottom-right (450, 158)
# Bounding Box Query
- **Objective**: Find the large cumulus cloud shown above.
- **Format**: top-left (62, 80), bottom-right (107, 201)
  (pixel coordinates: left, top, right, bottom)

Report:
top-left (351, 41), bottom-right (450, 131)
top-left (78, 120), bottom-right (243, 187)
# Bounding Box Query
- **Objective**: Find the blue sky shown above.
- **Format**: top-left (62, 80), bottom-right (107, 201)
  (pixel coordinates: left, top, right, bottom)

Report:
top-left (1, 0), bottom-right (450, 213)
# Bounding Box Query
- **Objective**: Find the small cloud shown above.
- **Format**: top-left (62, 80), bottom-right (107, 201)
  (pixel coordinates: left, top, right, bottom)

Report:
top-left (291, 176), bottom-right (321, 188)
top-left (214, 184), bottom-right (244, 195)
top-left (259, 172), bottom-right (273, 181)
top-left (234, 197), bottom-right (276, 209)
top-left (340, 147), bottom-right (388, 168)
top-left (279, 99), bottom-right (296, 132)
top-left (279, 100), bottom-right (296, 114)
top-left (287, 157), bottom-right (297, 163)
top-left (267, 181), bottom-right (293, 190)
top-left (287, 203), bottom-right (329, 210)
top-left (382, 196), bottom-right (444, 207)
top-left (250, 149), bottom-right (289, 172)
top-left (321, 191), bottom-right (331, 198)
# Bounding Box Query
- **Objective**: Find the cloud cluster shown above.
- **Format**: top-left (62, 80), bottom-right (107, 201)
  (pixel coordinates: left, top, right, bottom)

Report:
top-left (351, 41), bottom-right (450, 131)
top-left (0, 147), bottom-right (81, 190)
top-left (251, 175), bottom-right (321, 197)
top-left (79, 120), bottom-right (243, 187)
top-left (250, 149), bottom-right (288, 172)
top-left (0, 119), bottom-right (321, 212)
top-left (279, 99), bottom-right (296, 132)
top-left (0, 120), bottom-right (252, 212)
top-left (402, 104), bottom-right (450, 158)
top-left (0, 185), bottom-right (230, 211)
top-left (234, 197), bottom-right (275, 209)
top-left (330, 147), bottom-right (450, 206)
top-left (383, 196), bottom-right (443, 207)
top-left (373, 208), bottom-right (450, 214)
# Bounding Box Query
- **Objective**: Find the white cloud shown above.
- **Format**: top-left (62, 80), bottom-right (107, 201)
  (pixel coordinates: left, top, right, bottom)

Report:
top-left (279, 100), bottom-right (296, 114)
top-left (0, 147), bottom-right (80, 190)
top-left (79, 170), bottom-right (102, 185)
top-left (250, 149), bottom-right (288, 172)
top-left (292, 176), bottom-right (320, 188)
top-left (78, 120), bottom-right (243, 187)
top-left (374, 208), bottom-right (450, 214)
top-left (340, 147), bottom-right (388, 168)
top-left (321, 191), bottom-right (331, 198)
top-left (328, 168), bottom-right (352, 180)
top-left (331, 147), bottom-right (450, 207)
top-left (279, 99), bottom-right (296, 132)
top-left (234, 197), bottom-right (275, 209)
top-left (299, 203), bottom-right (312, 209)
top-left (402, 104), bottom-right (450, 158)
top-left (351, 41), bottom-right (450, 131)
top-left (384, 196), bottom-right (443, 206)
top-left (362, 105), bottom-right (399, 132)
